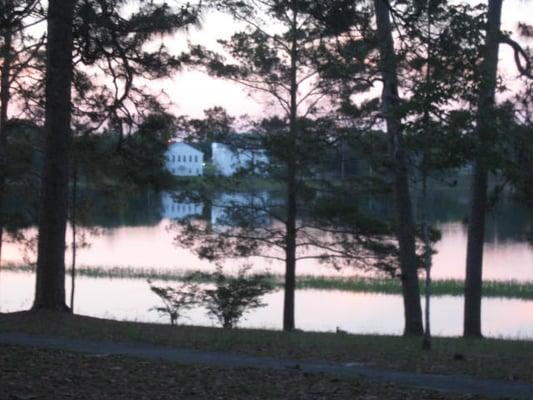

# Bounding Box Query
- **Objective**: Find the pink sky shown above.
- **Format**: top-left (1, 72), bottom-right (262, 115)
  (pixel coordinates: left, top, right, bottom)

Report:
top-left (13, 1), bottom-right (533, 120)
top-left (153, 1), bottom-right (533, 118)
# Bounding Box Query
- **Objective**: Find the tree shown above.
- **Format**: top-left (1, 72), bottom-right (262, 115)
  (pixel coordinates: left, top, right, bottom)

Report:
top-left (0, 0), bottom-right (45, 267)
top-left (463, 0), bottom-right (503, 338)
top-left (33, 0), bottom-right (202, 311)
top-left (372, 0), bottom-right (423, 335)
top-left (397, 0), bottom-right (486, 348)
top-left (33, 0), bottom-right (76, 311)
top-left (463, 0), bottom-right (532, 338)
top-left (180, 1), bottom-right (400, 331)
top-left (507, 81), bottom-right (533, 207)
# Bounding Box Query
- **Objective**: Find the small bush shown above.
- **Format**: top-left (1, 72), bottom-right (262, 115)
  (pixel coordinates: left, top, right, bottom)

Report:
top-left (202, 266), bottom-right (274, 329)
top-left (148, 279), bottom-right (199, 326)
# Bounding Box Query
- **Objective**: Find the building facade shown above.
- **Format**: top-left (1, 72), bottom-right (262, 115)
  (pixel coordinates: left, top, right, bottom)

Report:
top-left (165, 142), bottom-right (204, 176)
top-left (211, 142), bottom-right (267, 176)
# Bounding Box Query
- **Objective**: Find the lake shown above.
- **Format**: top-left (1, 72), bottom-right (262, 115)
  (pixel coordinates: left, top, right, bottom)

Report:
top-left (1, 189), bottom-right (532, 338)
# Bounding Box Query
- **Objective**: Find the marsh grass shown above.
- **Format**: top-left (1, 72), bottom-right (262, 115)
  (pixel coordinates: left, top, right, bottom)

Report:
top-left (4, 263), bottom-right (533, 300)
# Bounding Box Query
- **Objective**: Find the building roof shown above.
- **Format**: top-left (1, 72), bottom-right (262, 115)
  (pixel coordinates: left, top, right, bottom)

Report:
top-left (167, 141), bottom-right (203, 155)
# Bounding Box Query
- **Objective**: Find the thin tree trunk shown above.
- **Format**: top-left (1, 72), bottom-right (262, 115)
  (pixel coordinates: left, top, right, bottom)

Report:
top-left (283, 5), bottom-right (299, 332)
top-left (70, 162), bottom-right (77, 312)
top-left (464, 0), bottom-right (503, 338)
top-left (340, 136), bottom-right (346, 181)
top-left (33, 0), bottom-right (76, 311)
top-left (0, 22), bottom-right (13, 270)
top-left (422, 3), bottom-right (434, 351)
top-left (373, 0), bottom-right (423, 336)
top-left (421, 173), bottom-right (432, 350)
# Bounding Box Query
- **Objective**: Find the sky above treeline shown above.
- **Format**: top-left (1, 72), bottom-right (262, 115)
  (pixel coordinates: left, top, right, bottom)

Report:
top-left (146, 0), bottom-right (532, 119)
top-left (19, 1), bottom-right (533, 121)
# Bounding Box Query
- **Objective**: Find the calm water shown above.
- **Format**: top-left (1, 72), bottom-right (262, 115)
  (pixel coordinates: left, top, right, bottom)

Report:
top-left (4, 220), bottom-right (533, 280)
top-left (1, 190), bottom-right (532, 338)
top-left (2, 271), bottom-right (532, 338)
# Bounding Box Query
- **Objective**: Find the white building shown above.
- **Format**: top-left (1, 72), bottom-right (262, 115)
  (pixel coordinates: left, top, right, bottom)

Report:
top-left (165, 142), bottom-right (204, 176)
top-left (211, 142), bottom-right (268, 176)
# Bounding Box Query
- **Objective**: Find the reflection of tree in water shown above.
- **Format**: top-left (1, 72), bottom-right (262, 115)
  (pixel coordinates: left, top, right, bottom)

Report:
top-left (6, 177), bottom-right (532, 247)
top-left (171, 184), bottom-right (401, 277)
top-left (425, 178), bottom-right (533, 244)
top-left (67, 188), bottom-right (164, 229)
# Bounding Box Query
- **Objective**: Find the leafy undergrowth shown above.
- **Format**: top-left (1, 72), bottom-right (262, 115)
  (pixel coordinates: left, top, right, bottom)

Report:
top-left (1, 311), bottom-right (532, 383)
top-left (0, 345), bottom-right (484, 400)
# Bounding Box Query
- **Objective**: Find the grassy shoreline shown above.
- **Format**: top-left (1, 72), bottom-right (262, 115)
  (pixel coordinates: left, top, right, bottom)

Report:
top-left (4, 263), bottom-right (533, 300)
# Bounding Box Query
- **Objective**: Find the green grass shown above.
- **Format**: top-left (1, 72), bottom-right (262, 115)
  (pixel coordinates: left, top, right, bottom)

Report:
top-left (4, 263), bottom-right (533, 300)
top-left (1, 310), bottom-right (532, 384)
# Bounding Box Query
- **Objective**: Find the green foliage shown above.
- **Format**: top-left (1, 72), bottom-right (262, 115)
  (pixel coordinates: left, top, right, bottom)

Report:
top-left (202, 266), bottom-right (274, 329)
top-left (148, 279), bottom-right (200, 326)
top-left (505, 82), bottom-right (533, 208)
top-left (175, 2), bottom-right (404, 286)
top-left (176, 107), bottom-right (236, 160)
top-left (68, 0), bottom-right (201, 134)
top-left (2, 120), bottom-right (43, 231)
top-left (148, 266), bottom-right (274, 328)
top-left (112, 113), bottom-right (176, 190)
top-left (70, 111), bottom-right (177, 217)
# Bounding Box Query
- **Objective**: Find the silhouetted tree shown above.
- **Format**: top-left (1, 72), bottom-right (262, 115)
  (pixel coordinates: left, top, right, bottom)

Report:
top-left (34, 0), bottom-right (202, 311)
top-left (372, 0), bottom-right (423, 335)
top-left (0, 0), bottom-right (45, 267)
top-left (181, 1), bottom-right (395, 331)
top-left (464, 0), bottom-right (532, 338)
top-left (33, 0), bottom-right (76, 311)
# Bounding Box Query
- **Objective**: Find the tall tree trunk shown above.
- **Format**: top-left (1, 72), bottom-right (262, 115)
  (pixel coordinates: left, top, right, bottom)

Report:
top-left (0, 21), bottom-right (13, 269)
top-left (464, 0), bottom-right (503, 338)
top-left (373, 0), bottom-right (424, 336)
top-left (421, 172), bottom-right (432, 350)
top-left (283, 6), bottom-right (299, 332)
top-left (70, 162), bottom-right (78, 312)
top-left (33, 0), bottom-right (76, 311)
top-left (421, 2), bottom-right (434, 351)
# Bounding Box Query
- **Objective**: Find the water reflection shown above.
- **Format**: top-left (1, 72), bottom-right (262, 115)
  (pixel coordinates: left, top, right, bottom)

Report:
top-left (211, 192), bottom-right (271, 226)
top-left (3, 222), bottom-right (533, 281)
top-left (433, 223), bottom-right (533, 280)
top-left (161, 192), bottom-right (203, 220)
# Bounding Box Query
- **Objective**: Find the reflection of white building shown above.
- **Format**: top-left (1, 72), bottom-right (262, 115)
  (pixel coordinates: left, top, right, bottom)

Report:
top-left (211, 142), bottom-right (267, 176)
top-left (165, 142), bottom-right (204, 176)
top-left (211, 192), bottom-right (270, 226)
top-left (162, 192), bottom-right (203, 220)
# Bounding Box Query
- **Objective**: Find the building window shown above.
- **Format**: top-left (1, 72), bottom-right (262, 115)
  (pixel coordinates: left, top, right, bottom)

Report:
top-left (172, 155), bottom-right (175, 162)
top-left (194, 155), bottom-right (198, 162)
top-left (177, 155), bottom-right (180, 162)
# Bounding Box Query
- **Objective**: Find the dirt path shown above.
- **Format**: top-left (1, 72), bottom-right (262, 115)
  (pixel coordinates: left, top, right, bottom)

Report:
top-left (1, 332), bottom-right (532, 399)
